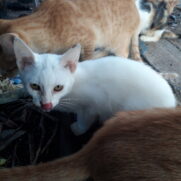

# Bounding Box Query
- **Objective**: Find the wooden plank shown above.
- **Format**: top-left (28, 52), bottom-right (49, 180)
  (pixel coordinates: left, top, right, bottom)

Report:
top-left (143, 39), bottom-right (181, 105)
top-left (168, 39), bottom-right (181, 51)
top-left (143, 39), bottom-right (181, 73)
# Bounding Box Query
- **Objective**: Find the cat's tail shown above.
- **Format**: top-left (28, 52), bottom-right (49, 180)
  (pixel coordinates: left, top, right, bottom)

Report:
top-left (0, 149), bottom-right (90, 181)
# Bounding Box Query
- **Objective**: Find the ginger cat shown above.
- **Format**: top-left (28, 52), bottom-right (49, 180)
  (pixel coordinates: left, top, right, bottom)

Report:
top-left (0, 0), bottom-right (179, 76)
top-left (13, 37), bottom-right (176, 135)
top-left (0, 0), bottom-right (140, 76)
top-left (1, 108), bottom-right (181, 181)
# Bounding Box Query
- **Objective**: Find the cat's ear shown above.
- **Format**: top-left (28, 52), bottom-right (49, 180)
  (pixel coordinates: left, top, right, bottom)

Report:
top-left (13, 37), bottom-right (35, 71)
top-left (0, 33), bottom-right (17, 55)
top-left (61, 44), bottom-right (81, 73)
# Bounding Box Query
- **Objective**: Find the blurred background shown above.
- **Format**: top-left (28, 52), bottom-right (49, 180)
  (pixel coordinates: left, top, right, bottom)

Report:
top-left (0, 0), bottom-right (43, 19)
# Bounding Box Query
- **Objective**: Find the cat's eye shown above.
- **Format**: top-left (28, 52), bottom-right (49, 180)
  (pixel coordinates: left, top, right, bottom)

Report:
top-left (54, 85), bottom-right (63, 92)
top-left (30, 83), bottom-right (40, 91)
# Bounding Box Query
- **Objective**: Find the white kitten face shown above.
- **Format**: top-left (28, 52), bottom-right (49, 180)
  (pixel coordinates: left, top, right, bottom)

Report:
top-left (22, 54), bottom-right (75, 110)
top-left (13, 37), bottom-right (81, 111)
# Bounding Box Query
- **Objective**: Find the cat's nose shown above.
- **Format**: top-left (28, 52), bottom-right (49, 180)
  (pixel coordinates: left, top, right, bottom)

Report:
top-left (41, 103), bottom-right (53, 111)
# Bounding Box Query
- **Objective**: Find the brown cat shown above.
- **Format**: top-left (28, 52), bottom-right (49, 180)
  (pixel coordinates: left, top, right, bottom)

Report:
top-left (1, 108), bottom-right (181, 181)
top-left (0, 0), bottom-right (140, 76)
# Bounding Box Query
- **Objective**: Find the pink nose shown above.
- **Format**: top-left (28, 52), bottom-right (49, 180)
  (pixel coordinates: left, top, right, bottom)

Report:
top-left (41, 103), bottom-right (53, 111)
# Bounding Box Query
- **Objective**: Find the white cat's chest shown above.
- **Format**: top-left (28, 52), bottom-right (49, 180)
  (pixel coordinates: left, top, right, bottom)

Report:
top-left (66, 87), bottom-right (118, 121)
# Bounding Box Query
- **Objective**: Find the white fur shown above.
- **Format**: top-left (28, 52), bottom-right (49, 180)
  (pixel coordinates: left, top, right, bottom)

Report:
top-left (14, 38), bottom-right (176, 135)
top-left (140, 29), bottom-right (165, 42)
top-left (135, 0), bottom-right (154, 34)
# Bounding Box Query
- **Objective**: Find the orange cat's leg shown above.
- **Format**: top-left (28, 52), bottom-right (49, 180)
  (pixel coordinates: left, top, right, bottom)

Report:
top-left (110, 33), bottom-right (141, 61)
top-left (130, 30), bottom-right (142, 61)
top-left (106, 38), bottom-right (130, 59)
top-left (115, 45), bottom-right (130, 58)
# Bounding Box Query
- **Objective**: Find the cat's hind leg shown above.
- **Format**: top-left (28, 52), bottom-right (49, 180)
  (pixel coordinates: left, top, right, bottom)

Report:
top-left (130, 30), bottom-right (143, 61)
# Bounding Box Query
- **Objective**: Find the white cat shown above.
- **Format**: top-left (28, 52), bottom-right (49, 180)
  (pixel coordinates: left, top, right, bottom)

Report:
top-left (14, 37), bottom-right (176, 135)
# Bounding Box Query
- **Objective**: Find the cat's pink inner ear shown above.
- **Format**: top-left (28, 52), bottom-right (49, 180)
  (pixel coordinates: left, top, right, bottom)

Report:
top-left (20, 56), bottom-right (34, 70)
top-left (64, 61), bottom-right (77, 73)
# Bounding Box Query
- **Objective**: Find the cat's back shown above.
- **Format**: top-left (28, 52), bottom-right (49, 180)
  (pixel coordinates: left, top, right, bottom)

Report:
top-left (80, 56), bottom-right (173, 94)
top-left (89, 108), bottom-right (181, 181)
top-left (80, 56), bottom-right (176, 109)
top-left (36, 0), bottom-right (139, 34)
top-left (81, 56), bottom-right (162, 79)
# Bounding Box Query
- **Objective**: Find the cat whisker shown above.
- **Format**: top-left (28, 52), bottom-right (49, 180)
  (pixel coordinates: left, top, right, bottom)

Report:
top-left (60, 100), bottom-right (77, 106)
top-left (60, 99), bottom-right (80, 107)
top-left (59, 102), bottom-right (76, 107)
top-left (58, 102), bottom-right (77, 111)
top-left (57, 104), bottom-right (70, 111)
top-left (61, 98), bottom-right (80, 102)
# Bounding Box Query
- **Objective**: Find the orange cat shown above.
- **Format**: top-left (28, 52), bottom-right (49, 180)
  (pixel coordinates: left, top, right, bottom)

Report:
top-left (1, 108), bottom-right (181, 181)
top-left (0, 0), bottom-right (140, 76)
